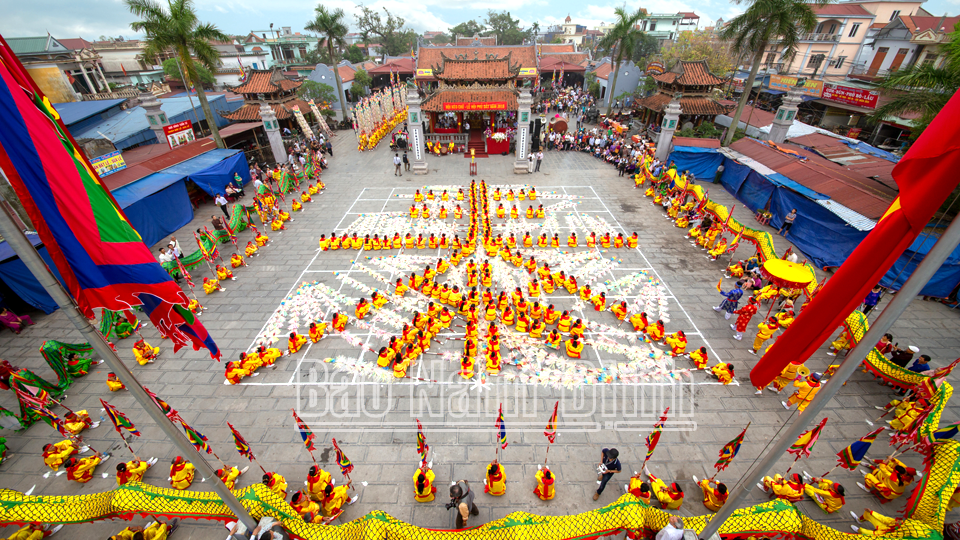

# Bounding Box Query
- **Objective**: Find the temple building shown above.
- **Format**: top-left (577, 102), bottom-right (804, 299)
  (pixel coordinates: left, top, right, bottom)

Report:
top-left (221, 67), bottom-right (311, 127)
top-left (633, 60), bottom-right (732, 128)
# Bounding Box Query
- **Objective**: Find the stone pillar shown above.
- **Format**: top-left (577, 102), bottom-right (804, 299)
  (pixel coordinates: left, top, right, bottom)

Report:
top-left (139, 91), bottom-right (168, 145)
top-left (655, 97), bottom-right (682, 162)
top-left (406, 90), bottom-right (428, 175)
top-left (259, 103), bottom-right (287, 165)
top-left (76, 57), bottom-right (98, 94)
top-left (514, 87), bottom-right (533, 174)
top-left (768, 87), bottom-right (803, 144)
top-left (95, 63), bottom-right (110, 92)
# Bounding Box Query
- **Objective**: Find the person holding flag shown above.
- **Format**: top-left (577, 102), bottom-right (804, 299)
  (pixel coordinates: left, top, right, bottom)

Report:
top-left (413, 463), bottom-right (437, 503)
top-left (64, 451), bottom-right (107, 483)
top-left (801, 474), bottom-right (845, 513)
top-left (170, 456), bottom-right (196, 490)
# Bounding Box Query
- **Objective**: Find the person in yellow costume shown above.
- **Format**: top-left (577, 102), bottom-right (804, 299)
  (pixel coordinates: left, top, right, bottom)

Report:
top-left (853, 509), bottom-right (901, 537)
top-left (565, 337), bottom-right (583, 358)
top-left (308, 321), bottom-right (327, 343)
top-left (885, 396), bottom-right (926, 431)
top-left (133, 339), bottom-right (160, 365)
top-left (760, 473), bottom-right (804, 501)
top-left (215, 264), bottom-right (235, 281)
top-left (291, 199), bottom-right (302, 212)
top-left (711, 363), bottom-right (735, 384)
top-left (645, 468), bottom-right (683, 509)
top-left (782, 372), bottom-right (822, 412)
top-left (65, 452), bottom-right (104, 483)
top-left (245, 241), bottom-right (259, 257)
top-left (202, 277), bottom-right (223, 294)
top-left (802, 474), bottom-right (845, 513)
top-left (708, 238), bottom-right (728, 259)
top-left (688, 347), bottom-right (709, 369)
top-left (696, 477), bottom-right (728, 511)
top-left (216, 464), bottom-right (247, 490)
top-left (321, 481), bottom-right (357, 518)
top-left (230, 253), bottom-right (245, 268)
top-left (63, 410), bottom-right (96, 434)
top-left (6, 524), bottom-right (63, 540)
top-left (664, 330), bottom-right (687, 356)
top-left (754, 283), bottom-right (779, 302)
top-left (413, 464), bottom-right (437, 502)
top-left (533, 466), bottom-right (555, 500)
top-left (106, 372), bottom-right (126, 391)
top-left (42, 440), bottom-right (78, 470)
top-left (288, 331), bottom-right (307, 354)
top-left (262, 471), bottom-right (288, 498)
top-left (484, 460), bottom-right (506, 496)
top-left (255, 231), bottom-right (269, 246)
top-left (169, 456), bottom-right (195, 490)
top-left (766, 360), bottom-right (805, 394)
top-left (863, 457), bottom-right (916, 501)
top-left (307, 465), bottom-right (333, 501)
top-left (116, 458), bottom-right (153, 485)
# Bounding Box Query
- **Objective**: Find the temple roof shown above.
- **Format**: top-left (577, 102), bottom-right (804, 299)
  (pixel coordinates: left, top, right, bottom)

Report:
top-left (634, 93), bottom-right (733, 115)
top-left (231, 69), bottom-right (302, 95)
top-left (432, 53), bottom-right (521, 81)
top-left (651, 60), bottom-right (725, 87)
top-left (220, 98), bottom-right (313, 122)
top-left (421, 87), bottom-right (518, 112)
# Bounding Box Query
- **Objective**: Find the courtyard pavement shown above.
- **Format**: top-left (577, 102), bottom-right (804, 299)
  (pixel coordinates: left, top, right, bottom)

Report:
top-left (0, 128), bottom-right (958, 539)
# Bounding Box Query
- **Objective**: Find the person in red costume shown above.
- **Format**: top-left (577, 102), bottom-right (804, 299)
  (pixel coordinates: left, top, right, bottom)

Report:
top-left (731, 296), bottom-right (759, 341)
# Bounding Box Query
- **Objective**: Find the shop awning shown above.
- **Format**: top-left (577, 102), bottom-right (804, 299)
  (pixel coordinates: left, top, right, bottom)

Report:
top-left (810, 98), bottom-right (875, 115)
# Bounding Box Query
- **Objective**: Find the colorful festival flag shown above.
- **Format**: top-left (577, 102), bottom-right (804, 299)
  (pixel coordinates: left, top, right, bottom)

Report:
top-left (836, 427), bottom-right (885, 469)
top-left (416, 419), bottom-right (429, 462)
top-left (291, 409), bottom-right (316, 452)
top-left (23, 402), bottom-right (71, 437)
top-left (143, 386), bottom-right (181, 423)
top-left (643, 407), bottom-right (670, 465)
top-left (715, 423), bottom-right (749, 472)
top-left (787, 417), bottom-right (828, 460)
top-left (332, 437), bottom-right (353, 475)
top-left (100, 398), bottom-right (141, 437)
top-left (934, 421), bottom-right (960, 441)
top-left (544, 401), bottom-right (559, 444)
top-left (0, 37), bottom-right (219, 360)
top-left (752, 91), bottom-right (960, 387)
top-left (180, 420), bottom-right (211, 454)
top-left (495, 403), bottom-right (508, 449)
top-left (228, 422), bottom-right (255, 461)
top-left (138, 294), bottom-right (221, 360)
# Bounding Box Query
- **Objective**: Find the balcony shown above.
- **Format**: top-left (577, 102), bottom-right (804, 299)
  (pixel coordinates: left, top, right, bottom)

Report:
top-left (800, 32), bottom-right (840, 42)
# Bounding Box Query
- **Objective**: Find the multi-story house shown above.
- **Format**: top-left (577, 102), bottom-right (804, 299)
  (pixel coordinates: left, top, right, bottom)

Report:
top-left (638, 12), bottom-right (700, 43)
top-left (853, 13), bottom-right (957, 77)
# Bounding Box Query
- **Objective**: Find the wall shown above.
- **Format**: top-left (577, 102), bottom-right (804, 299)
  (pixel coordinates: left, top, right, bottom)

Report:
top-left (27, 64), bottom-right (77, 103)
top-left (306, 63), bottom-right (354, 120)
top-left (856, 1), bottom-right (926, 25)
top-left (98, 48), bottom-right (145, 73)
top-left (603, 61), bottom-right (641, 107)
top-left (785, 14), bottom-right (875, 81)
top-left (861, 36), bottom-right (917, 74)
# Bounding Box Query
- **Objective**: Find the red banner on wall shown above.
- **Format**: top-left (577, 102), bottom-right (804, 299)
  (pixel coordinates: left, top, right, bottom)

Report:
top-left (822, 84), bottom-right (879, 109)
top-left (442, 101), bottom-right (508, 111)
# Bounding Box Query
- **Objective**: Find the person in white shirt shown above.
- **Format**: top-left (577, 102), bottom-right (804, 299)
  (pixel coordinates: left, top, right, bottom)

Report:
top-left (253, 177), bottom-right (264, 192)
top-left (158, 247), bottom-right (174, 264)
top-left (656, 516), bottom-right (685, 540)
top-left (167, 237), bottom-right (182, 259)
top-left (214, 193), bottom-right (230, 219)
top-left (393, 153), bottom-right (402, 176)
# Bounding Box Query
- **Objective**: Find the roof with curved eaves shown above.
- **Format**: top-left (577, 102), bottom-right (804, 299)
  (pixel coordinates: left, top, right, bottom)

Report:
top-left (651, 60), bottom-right (725, 87)
top-left (231, 69), bottom-right (302, 95)
top-left (432, 53), bottom-right (521, 80)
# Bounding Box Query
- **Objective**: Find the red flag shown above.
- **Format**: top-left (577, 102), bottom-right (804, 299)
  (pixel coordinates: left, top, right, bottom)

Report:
top-left (544, 401), bottom-right (559, 444)
top-left (120, 63), bottom-right (127, 77)
top-left (751, 90), bottom-right (960, 387)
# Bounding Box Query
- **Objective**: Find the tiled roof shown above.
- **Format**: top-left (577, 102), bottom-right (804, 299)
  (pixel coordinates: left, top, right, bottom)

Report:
top-left (232, 70), bottom-right (302, 95)
top-left (593, 63), bottom-right (614, 80)
top-left (673, 136), bottom-right (719, 148)
top-left (652, 60), bottom-right (725, 86)
top-left (900, 15), bottom-right (960, 34)
top-left (721, 104), bottom-right (776, 128)
top-left (456, 36), bottom-right (498, 46)
top-left (338, 65), bottom-right (356, 82)
top-left (730, 138), bottom-right (895, 219)
top-left (421, 89), bottom-right (518, 112)
top-left (870, 22), bottom-right (887, 29)
top-left (544, 52), bottom-right (589, 65)
top-left (59, 38), bottom-right (93, 51)
top-left (788, 133), bottom-right (897, 191)
top-left (634, 93), bottom-right (733, 115)
top-left (219, 98), bottom-right (314, 122)
top-left (678, 12), bottom-right (700, 18)
top-left (434, 54), bottom-right (520, 80)
top-left (367, 58), bottom-right (417, 74)
top-left (810, 3), bottom-right (872, 16)
top-left (539, 57), bottom-right (587, 72)
top-left (418, 45), bottom-right (538, 71)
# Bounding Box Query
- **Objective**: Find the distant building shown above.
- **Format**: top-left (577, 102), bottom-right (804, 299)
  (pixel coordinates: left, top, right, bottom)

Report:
top-left (7, 35), bottom-right (110, 103)
top-left (241, 27), bottom-right (321, 69)
top-left (638, 12), bottom-right (700, 43)
top-left (853, 13), bottom-right (958, 77)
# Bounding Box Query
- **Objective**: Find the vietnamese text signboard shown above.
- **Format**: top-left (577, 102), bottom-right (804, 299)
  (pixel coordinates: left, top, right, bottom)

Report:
top-left (822, 84), bottom-right (879, 109)
top-left (442, 101), bottom-right (508, 111)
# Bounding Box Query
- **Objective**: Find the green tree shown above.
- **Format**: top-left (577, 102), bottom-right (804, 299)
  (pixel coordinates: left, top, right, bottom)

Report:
top-left (344, 44), bottom-right (366, 63)
top-left (429, 32), bottom-right (452, 45)
top-left (306, 5), bottom-right (351, 121)
top-left (355, 5), bottom-right (417, 56)
top-left (352, 68), bottom-right (372, 98)
top-left (631, 32), bottom-right (660, 65)
top-left (125, 0), bottom-right (229, 148)
top-left (302, 45), bottom-right (333, 66)
top-left (872, 22), bottom-right (960, 140)
top-left (484, 10), bottom-right (530, 45)
top-left (585, 71), bottom-right (601, 98)
top-left (596, 7), bottom-right (645, 116)
top-left (661, 30), bottom-right (736, 76)
top-left (161, 57), bottom-right (214, 84)
top-left (719, 0), bottom-right (827, 146)
top-left (298, 80), bottom-right (337, 104)
top-left (449, 20), bottom-right (485, 38)
top-left (551, 35), bottom-right (565, 44)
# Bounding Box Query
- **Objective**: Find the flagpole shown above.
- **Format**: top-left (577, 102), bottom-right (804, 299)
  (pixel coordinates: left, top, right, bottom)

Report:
top-left (698, 215), bottom-right (960, 540)
top-left (0, 195), bottom-right (258, 530)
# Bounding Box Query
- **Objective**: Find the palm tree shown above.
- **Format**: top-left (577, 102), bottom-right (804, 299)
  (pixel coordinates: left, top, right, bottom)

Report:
top-left (306, 5), bottom-right (351, 122)
top-left (719, 0), bottom-right (827, 146)
top-left (596, 7), bottom-right (645, 116)
top-left (872, 23), bottom-right (960, 140)
top-left (126, 0), bottom-right (229, 149)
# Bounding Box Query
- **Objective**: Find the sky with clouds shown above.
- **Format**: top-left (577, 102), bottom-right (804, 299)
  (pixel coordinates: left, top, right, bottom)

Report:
top-left (2, 0), bottom-right (955, 42)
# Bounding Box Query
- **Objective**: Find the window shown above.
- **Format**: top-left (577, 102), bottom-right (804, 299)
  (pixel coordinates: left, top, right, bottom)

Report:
top-left (765, 52), bottom-right (778, 64)
top-left (849, 23), bottom-right (860, 37)
top-left (922, 54), bottom-right (938, 67)
top-left (834, 56), bottom-right (846, 68)
top-left (649, 22), bottom-right (657, 31)
top-left (828, 23), bottom-right (837, 34)
top-left (890, 10), bottom-right (900, 21)
top-left (807, 53), bottom-right (826, 71)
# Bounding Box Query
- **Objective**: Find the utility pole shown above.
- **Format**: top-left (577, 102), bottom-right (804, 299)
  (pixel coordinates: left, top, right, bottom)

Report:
top-left (0, 192), bottom-right (258, 531)
top-left (698, 215), bottom-right (960, 539)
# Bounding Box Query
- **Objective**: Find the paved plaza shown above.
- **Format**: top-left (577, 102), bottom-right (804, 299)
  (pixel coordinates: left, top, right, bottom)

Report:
top-left (1, 131), bottom-right (959, 539)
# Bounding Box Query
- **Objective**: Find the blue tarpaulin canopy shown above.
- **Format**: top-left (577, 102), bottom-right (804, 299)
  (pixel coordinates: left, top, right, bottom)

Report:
top-left (667, 146), bottom-right (726, 182)
top-left (880, 232), bottom-right (960, 298)
top-left (111, 148), bottom-right (250, 247)
top-left (0, 233), bottom-right (64, 313)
